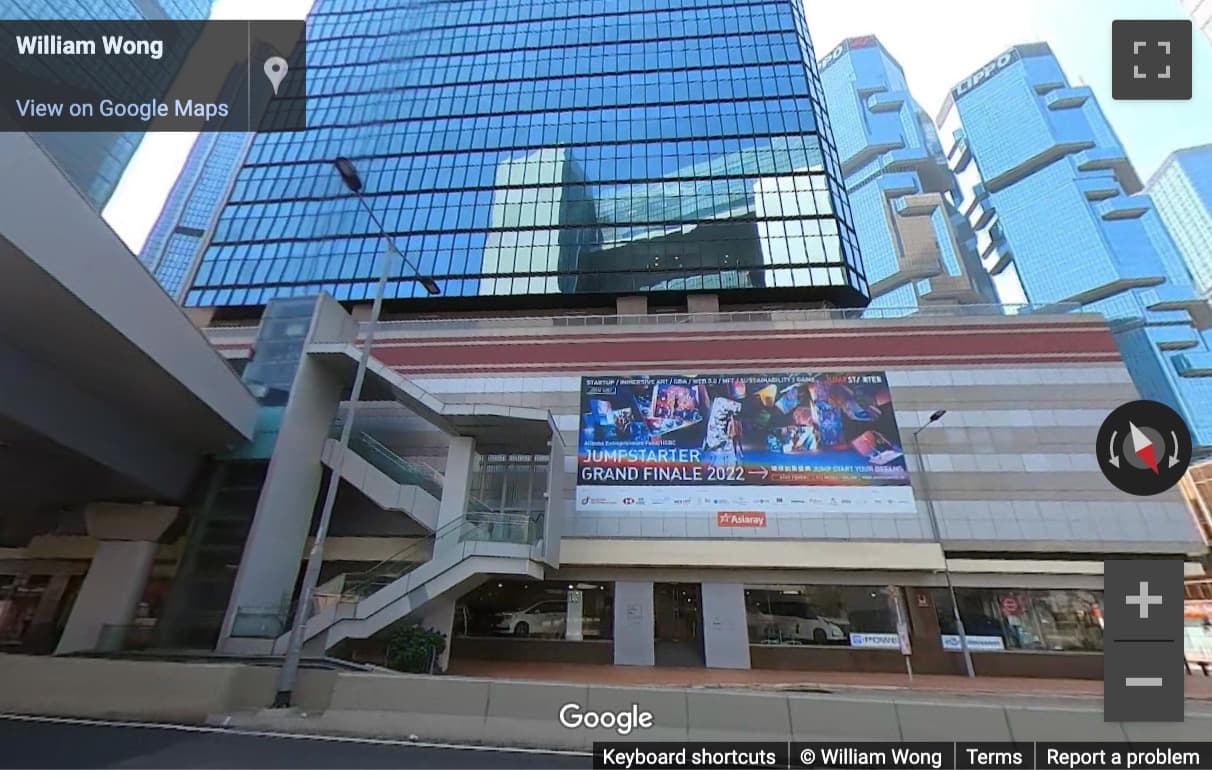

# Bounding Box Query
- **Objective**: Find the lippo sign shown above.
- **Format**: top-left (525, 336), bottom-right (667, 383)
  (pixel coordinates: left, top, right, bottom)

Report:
top-left (576, 372), bottom-right (914, 515)
top-left (717, 511), bottom-right (766, 528)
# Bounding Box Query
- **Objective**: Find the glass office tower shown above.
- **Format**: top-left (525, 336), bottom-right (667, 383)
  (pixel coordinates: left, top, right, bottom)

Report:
top-left (0, 0), bottom-right (214, 211)
top-left (938, 43), bottom-right (1212, 447)
top-left (1146, 145), bottom-right (1212, 299)
top-left (140, 133), bottom-right (253, 299)
top-left (184, 0), bottom-right (866, 309)
top-left (819, 36), bottom-right (995, 314)
top-left (139, 52), bottom-right (254, 300)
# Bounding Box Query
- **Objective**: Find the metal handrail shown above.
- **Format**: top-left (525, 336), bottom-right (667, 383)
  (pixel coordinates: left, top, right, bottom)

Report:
top-left (327, 424), bottom-right (547, 525)
top-left (206, 302), bottom-right (1081, 338)
top-left (347, 431), bottom-right (445, 498)
top-left (381, 302), bottom-right (1081, 327)
top-left (288, 302), bottom-right (1089, 343)
top-left (334, 520), bottom-right (458, 601)
top-left (334, 511), bottom-right (537, 602)
top-left (330, 427), bottom-right (500, 511)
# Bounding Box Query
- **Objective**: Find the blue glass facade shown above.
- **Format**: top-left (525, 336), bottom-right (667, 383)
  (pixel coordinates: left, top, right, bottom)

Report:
top-left (0, 0), bottom-right (214, 211)
top-left (140, 132), bottom-right (252, 299)
top-left (818, 36), bottom-right (995, 314)
top-left (939, 44), bottom-right (1212, 447)
top-left (185, 0), bottom-right (866, 309)
top-left (1146, 145), bottom-right (1212, 299)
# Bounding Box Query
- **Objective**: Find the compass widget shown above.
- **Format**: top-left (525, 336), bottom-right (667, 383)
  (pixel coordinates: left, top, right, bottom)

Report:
top-left (1096, 400), bottom-right (1192, 496)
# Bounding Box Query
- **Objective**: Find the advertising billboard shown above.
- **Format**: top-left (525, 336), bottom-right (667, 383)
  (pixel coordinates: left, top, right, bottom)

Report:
top-left (576, 373), bottom-right (914, 515)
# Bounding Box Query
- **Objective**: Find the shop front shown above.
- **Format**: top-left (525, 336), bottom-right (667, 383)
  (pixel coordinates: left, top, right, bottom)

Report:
top-left (746, 584), bottom-right (912, 673)
top-left (450, 579), bottom-right (615, 665)
top-left (0, 573), bottom-right (82, 655)
top-left (927, 586), bottom-right (1105, 679)
top-left (447, 577), bottom-right (1107, 679)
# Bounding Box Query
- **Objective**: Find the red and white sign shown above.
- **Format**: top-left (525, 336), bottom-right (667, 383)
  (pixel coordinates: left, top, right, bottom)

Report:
top-left (1000, 595), bottom-right (1023, 616)
top-left (716, 511), bottom-right (766, 528)
top-left (1185, 600), bottom-right (1212, 620)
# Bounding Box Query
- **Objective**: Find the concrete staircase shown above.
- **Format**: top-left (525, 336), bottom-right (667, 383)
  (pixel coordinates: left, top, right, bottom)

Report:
top-left (320, 433), bottom-right (441, 531)
top-left (286, 343), bottom-right (567, 655)
top-left (277, 514), bottom-right (546, 655)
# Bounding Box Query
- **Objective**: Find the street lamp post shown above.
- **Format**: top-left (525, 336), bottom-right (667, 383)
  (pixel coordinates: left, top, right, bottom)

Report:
top-left (911, 409), bottom-right (976, 679)
top-left (272, 157), bottom-right (440, 708)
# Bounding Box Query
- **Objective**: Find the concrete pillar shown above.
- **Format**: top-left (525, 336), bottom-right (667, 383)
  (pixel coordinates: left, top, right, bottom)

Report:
top-left (435, 436), bottom-right (475, 554)
top-left (25, 574), bottom-right (71, 653)
top-left (31, 574), bottom-right (71, 626)
top-left (419, 596), bottom-right (456, 671)
top-left (904, 585), bottom-right (958, 675)
top-left (616, 295), bottom-right (648, 316)
top-left (612, 581), bottom-right (655, 666)
top-left (183, 306), bottom-right (216, 329)
top-left (687, 293), bottom-right (720, 315)
top-left (55, 503), bottom-right (177, 654)
top-left (700, 582), bottom-right (750, 669)
top-left (218, 295), bottom-right (355, 651)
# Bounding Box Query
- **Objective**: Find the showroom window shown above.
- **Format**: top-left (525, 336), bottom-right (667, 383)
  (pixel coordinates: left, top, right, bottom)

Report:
top-left (745, 585), bottom-right (897, 647)
top-left (933, 588), bottom-right (1103, 652)
top-left (455, 580), bottom-right (613, 640)
top-left (0, 575), bottom-right (50, 646)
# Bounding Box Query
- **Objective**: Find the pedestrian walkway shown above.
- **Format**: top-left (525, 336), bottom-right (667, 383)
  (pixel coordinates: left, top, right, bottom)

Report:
top-left (447, 659), bottom-right (1212, 700)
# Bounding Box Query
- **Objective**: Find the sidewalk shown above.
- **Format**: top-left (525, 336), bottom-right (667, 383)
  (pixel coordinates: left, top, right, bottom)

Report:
top-left (447, 659), bottom-right (1212, 700)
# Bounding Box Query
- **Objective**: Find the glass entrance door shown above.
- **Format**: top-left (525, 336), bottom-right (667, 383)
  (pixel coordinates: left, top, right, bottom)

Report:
top-left (653, 583), bottom-right (704, 666)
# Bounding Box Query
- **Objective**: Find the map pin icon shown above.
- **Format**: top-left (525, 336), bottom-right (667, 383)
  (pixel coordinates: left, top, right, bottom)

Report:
top-left (264, 56), bottom-right (288, 95)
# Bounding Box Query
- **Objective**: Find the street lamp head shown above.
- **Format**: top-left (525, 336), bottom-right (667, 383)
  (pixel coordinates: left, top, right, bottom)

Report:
top-left (333, 156), bottom-right (363, 193)
top-left (913, 408), bottom-right (948, 437)
top-left (420, 277), bottom-right (442, 296)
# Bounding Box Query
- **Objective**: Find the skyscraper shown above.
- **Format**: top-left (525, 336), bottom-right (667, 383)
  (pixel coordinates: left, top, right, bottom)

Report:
top-left (140, 132), bottom-right (253, 299)
top-left (938, 43), bottom-right (1212, 447)
top-left (183, 0), bottom-right (866, 311)
top-left (1146, 145), bottom-right (1212, 299)
top-left (138, 58), bottom-right (254, 300)
top-left (0, 0), bottom-right (215, 211)
top-left (818, 36), bottom-right (995, 313)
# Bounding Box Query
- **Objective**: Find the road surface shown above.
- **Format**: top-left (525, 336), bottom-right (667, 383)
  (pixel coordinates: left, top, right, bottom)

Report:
top-left (0, 715), bottom-right (592, 768)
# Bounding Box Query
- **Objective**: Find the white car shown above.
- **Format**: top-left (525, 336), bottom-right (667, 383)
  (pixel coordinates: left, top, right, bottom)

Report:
top-left (749, 601), bottom-right (846, 644)
top-left (495, 599), bottom-right (567, 637)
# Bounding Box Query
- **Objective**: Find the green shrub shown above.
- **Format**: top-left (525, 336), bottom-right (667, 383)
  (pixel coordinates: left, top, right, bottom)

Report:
top-left (384, 624), bottom-right (447, 674)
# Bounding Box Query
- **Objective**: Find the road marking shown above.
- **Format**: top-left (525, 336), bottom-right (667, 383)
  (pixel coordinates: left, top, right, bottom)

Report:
top-left (0, 713), bottom-right (590, 756)
top-left (1125, 677), bottom-right (1164, 687)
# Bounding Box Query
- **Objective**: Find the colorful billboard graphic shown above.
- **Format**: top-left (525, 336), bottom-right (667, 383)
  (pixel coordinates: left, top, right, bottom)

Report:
top-left (577, 373), bottom-right (914, 514)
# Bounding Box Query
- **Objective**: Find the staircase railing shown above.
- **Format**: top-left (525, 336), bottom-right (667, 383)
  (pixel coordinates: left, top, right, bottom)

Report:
top-left (328, 520), bottom-right (453, 603)
top-left (327, 510), bottom-right (539, 604)
top-left (331, 428), bottom-right (507, 514)
top-left (337, 430), bottom-right (445, 499)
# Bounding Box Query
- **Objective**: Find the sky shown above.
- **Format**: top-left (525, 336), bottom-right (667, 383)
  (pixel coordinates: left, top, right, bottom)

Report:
top-left (801, 0), bottom-right (1212, 305)
top-left (105, 0), bottom-right (1212, 255)
top-left (103, 0), bottom-right (314, 253)
top-left (803, 0), bottom-right (1212, 179)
